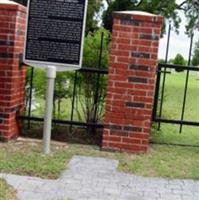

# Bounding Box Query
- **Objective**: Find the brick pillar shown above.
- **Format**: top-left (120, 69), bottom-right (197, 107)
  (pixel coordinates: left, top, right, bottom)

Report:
top-left (0, 1), bottom-right (26, 140)
top-left (102, 11), bottom-right (163, 153)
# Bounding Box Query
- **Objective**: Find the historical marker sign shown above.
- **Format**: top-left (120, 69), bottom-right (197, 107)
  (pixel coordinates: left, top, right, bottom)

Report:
top-left (23, 0), bottom-right (88, 71)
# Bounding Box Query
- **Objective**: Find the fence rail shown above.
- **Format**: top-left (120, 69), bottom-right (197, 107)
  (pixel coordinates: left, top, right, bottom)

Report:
top-left (17, 115), bottom-right (104, 128)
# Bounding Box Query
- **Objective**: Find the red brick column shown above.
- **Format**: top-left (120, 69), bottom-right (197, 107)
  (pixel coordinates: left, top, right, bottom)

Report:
top-left (102, 11), bottom-right (163, 153)
top-left (0, 1), bottom-right (26, 140)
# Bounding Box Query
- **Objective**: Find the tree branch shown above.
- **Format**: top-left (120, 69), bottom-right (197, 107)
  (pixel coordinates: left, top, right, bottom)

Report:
top-left (176, 0), bottom-right (188, 9)
top-left (135, 0), bottom-right (145, 8)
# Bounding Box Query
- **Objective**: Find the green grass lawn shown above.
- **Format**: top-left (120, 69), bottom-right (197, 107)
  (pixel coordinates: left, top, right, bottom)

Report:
top-left (0, 178), bottom-right (17, 200)
top-left (8, 70), bottom-right (199, 181)
top-left (151, 71), bottom-right (199, 146)
top-left (0, 140), bottom-right (199, 180)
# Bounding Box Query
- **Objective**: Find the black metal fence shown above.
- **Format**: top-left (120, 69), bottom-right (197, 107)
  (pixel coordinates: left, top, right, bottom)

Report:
top-left (152, 24), bottom-right (199, 133)
top-left (18, 33), bottom-right (108, 133)
top-left (153, 63), bottom-right (199, 128)
top-left (17, 6), bottom-right (199, 142)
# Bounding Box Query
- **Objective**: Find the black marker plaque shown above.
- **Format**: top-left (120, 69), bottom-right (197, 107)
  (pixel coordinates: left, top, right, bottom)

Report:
top-left (24, 0), bottom-right (87, 69)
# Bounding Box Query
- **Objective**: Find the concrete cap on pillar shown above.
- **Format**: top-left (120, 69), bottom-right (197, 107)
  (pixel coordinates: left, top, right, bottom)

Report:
top-left (113, 10), bottom-right (164, 24)
top-left (0, 0), bottom-right (18, 4)
top-left (115, 11), bottom-right (156, 16)
top-left (0, 0), bottom-right (26, 12)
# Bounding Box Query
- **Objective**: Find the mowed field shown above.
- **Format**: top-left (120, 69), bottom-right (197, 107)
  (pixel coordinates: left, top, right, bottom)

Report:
top-left (151, 71), bottom-right (199, 146)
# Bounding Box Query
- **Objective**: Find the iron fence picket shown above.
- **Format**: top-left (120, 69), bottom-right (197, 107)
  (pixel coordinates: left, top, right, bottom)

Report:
top-left (70, 71), bottom-right (78, 132)
top-left (92, 32), bottom-right (104, 134)
top-left (157, 24), bottom-right (171, 130)
top-left (152, 67), bottom-right (161, 120)
top-left (179, 33), bottom-right (194, 133)
top-left (27, 67), bottom-right (34, 129)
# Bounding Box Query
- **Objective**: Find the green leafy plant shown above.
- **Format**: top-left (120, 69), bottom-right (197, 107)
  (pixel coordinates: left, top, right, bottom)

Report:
top-left (74, 28), bottom-right (110, 129)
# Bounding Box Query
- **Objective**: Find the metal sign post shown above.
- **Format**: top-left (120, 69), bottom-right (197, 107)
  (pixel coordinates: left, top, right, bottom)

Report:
top-left (23, 0), bottom-right (88, 154)
top-left (43, 66), bottom-right (56, 154)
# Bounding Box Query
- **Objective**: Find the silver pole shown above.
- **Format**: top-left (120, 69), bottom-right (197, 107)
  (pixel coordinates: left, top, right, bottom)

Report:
top-left (43, 66), bottom-right (56, 154)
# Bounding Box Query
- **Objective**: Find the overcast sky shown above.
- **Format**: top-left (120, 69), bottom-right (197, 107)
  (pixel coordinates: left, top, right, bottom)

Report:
top-left (158, 12), bottom-right (199, 60)
top-left (158, 0), bottom-right (199, 60)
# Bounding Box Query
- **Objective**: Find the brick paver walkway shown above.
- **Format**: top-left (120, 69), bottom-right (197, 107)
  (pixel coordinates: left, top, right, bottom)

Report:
top-left (1, 156), bottom-right (199, 200)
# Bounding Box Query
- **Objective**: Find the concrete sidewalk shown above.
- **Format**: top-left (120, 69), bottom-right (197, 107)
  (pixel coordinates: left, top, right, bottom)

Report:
top-left (1, 156), bottom-right (199, 200)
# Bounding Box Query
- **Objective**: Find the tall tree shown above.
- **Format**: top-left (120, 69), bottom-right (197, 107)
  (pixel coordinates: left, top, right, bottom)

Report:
top-left (173, 53), bottom-right (186, 65)
top-left (103, 0), bottom-right (199, 35)
top-left (86, 0), bottom-right (104, 33)
top-left (192, 39), bottom-right (199, 66)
